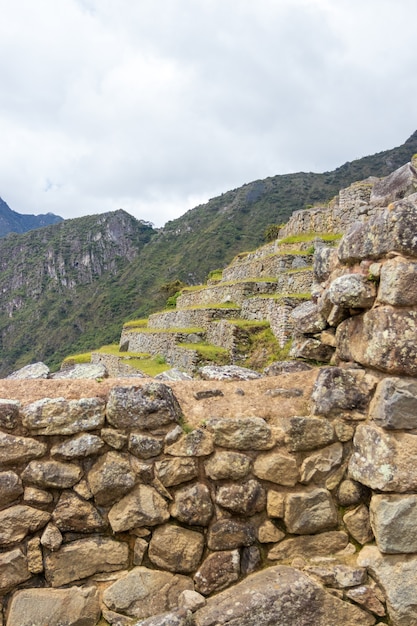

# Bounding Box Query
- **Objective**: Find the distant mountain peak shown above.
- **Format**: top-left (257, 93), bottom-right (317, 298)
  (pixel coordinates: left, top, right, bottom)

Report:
top-left (0, 197), bottom-right (63, 237)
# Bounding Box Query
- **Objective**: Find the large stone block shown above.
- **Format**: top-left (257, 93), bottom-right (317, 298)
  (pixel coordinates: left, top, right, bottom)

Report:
top-left (207, 520), bottom-right (255, 551)
top-left (267, 531), bottom-right (348, 561)
top-left (377, 258), bottom-right (417, 306)
top-left (204, 451), bottom-right (251, 480)
top-left (0, 432), bottom-right (46, 466)
top-left (205, 417), bottom-right (274, 450)
top-left (170, 483), bottom-right (214, 526)
top-left (253, 451), bottom-right (299, 486)
top-left (21, 397), bottom-right (105, 435)
top-left (338, 196), bottom-right (417, 264)
top-left (0, 471), bottom-right (23, 506)
top-left (102, 566), bottom-right (193, 620)
top-left (52, 491), bottom-right (106, 533)
top-left (312, 367), bottom-right (372, 417)
top-left (87, 451), bottom-right (136, 505)
top-left (108, 484), bottom-right (170, 532)
top-left (194, 550), bottom-right (240, 596)
top-left (0, 548), bottom-right (31, 594)
top-left (349, 424), bottom-right (417, 492)
top-left (328, 274), bottom-right (376, 309)
top-left (193, 565), bottom-right (375, 626)
top-left (0, 505), bottom-right (50, 546)
top-left (336, 307), bottom-right (417, 376)
top-left (370, 494), bottom-right (417, 554)
top-left (370, 377), bottom-right (417, 429)
top-left (22, 460), bottom-right (82, 489)
top-left (44, 537), bottom-right (129, 587)
top-left (215, 480), bottom-right (266, 516)
top-left (106, 383), bottom-right (182, 430)
top-left (148, 525), bottom-right (204, 573)
top-left (358, 545), bottom-right (417, 626)
top-left (7, 586), bottom-right (101, 626)
top-left (281, 416), bottom-right (334, 452)
top-left (284, 488), bottom-right (338, 535)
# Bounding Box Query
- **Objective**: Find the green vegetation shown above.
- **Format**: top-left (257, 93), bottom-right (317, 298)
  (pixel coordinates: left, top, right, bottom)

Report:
top-left (122, 319), bottom-right (149, 329)
top-left (264, 224), bottom-right (283, 242)
top-left (177, 342), bottom-right (229, 365)
top-left (207, 268), bottom-right (223, 281)
top-left (122, 326), bottom-right (205, 335)
top-left (279, 232), bottom-right (343, 245)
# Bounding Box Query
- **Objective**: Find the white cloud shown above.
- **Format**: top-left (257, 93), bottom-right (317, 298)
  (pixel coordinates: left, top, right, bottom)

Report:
top-left (0, 0), bottom-right (415, 226)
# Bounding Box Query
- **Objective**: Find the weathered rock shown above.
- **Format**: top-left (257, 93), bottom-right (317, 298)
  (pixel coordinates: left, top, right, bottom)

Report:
top-left (178, 589), bottom-right (206, 612)
top-left (0, 505), bottom-right (50, 546)
top-left (289, 337), bottom-right (335, 362)
top-left (0, 399), bottom-right (20, 430)
top-left (349, 424), bottom-right (417, 492)
top-left (133, 609), bottom-right (193, 626)
top-left (155, 458), bottom-right (198, 487)
top-left (155, 368), bottom-right (193, 381)
top-left (73, 479), bottom-right (93, 500)
top-left (193, 565), bottom-right (375, 626)
top-left (7, 362), bottom-right (49, 379)
top-left (241, 545), bottom-right (262, 575)
top-left (44, 537), bottom-right (129, 586)
top-left (312, 367), bottom-right (372, 417)
top-left (54, 363), bottom-right (108, 379)
top-left (337, 479), bottom-right (365, 506)
top-left (370, 494), bottom-right (417, 554)
top-left (170, 484), bottom-right (213, 526)
top-left (21, 397), bottom-right (106, 435)
top-left (358, 544), bottom-right (417, 626)
top-left (253, 450), bottom-right (299, 486)
top-left (41, 522), bottom-right (63, 551)
top-left (22, 460), bottom-right (82, 489)
top-left (148, 525), bottom-right (204, 573)
top-left (346, 586), bottom-right (386, 618)
top-left (370, 376), bottom-right (417, 429)
top-left (0, 548), bottom-right (31, 594)
top-left (102, 567), bottom-right (193, 620)
top-left (207, 520), bottom-right (255, 551)
top-left (377, 258), bottom-right (417, 306)
top-left (343, 505), bottom-right (374, 545)
top-left (194, 550), bottom-right (240, 596)
top-left (304, 564), bottom-right (367, 589)
top-left (334, 420), bottom-right (355, 442)
top-left (338, 195), bottom-right (417, 263)
top-left (370, 162), bottom-right (417, 206)
top-left (198, 365), bottom-right (261, 381)
top-left (51, 433), bottom-right (105, 460)
top-left (291, 301), bottom-right (327, 333)
top-left (101, 428), bottom-right (128, 450)
top-left (328, 274), bottom-right (376, 309)
top-left (264, 387), bottom-right (303, 398)
top-left (101, 607), bottom-right (135, 625)
top-left (0, 432), bottom-right (46, 466)
top-left (284, 488), bottom-right (338, 535)
top-left (204, 451), bottom-right (251, 480)
top-left (165, 425), bottom-right (183, 445)
top-left (215, 480), bottom-right (266, 515)
top-left (87, 451), bottom-right (136, 505)
top-left (205, 417), bottom-right (274, 450)
top-left (165, 429), bottom-right (214, 457)
top-left (194, 389), bottom-right (224, 400)
top-left (52, 491), bottom-right (106, 532)
top-left (108, 484), bottom-right (170, 532)
top-left (106, 383), bottom-right (182, 430)
top-left (300, 442), bottom-right (343, 484)
top-left (268, 531), bottom-right (349, 561)
top-left (27, 536), bottom-right (43, 574)
top-left (264, 361), bottom-right (312, 376)
top-left (129, 433), bottom-right (164, 459)
top-left (23, 485), bottom-right (53, 505)
top-left (6, 586), bottom-right (101, 626)
top-left (267, 490), bottom-right (285, 518)
top-left (314, 246), bottom-right (336, 283)
top-left (337, 306), bottom-right (417, 376)
top-left (282, 416), bottom-right (334, 451)
top-left (257, 520), bottom-right (285, 543)
top-left (0, 471), bottom-right (23, 506)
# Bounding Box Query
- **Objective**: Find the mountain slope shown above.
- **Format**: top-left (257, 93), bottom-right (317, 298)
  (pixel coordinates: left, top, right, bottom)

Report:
top-left (0, 197), bottom-right (63, 236)
top-left (0, 130), bottom-right (416, 375)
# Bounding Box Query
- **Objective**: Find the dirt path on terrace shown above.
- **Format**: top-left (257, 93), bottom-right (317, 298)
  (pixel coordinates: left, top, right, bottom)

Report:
top-left (0, 369), bottom-right (318, 428)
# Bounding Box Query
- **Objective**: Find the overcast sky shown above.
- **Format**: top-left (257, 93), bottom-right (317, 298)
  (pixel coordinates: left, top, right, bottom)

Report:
top-left (0, 0), bottom-right (416, 227)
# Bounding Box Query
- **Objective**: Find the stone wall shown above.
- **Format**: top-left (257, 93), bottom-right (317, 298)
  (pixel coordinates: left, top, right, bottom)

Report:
top-left (241, 296), bottom-right (305, 347)
top-left (0, 374), bottom-right (390, 625)
top-left (176, 280), bottom-right (278, 308)
top-left (221, 253), bottom-right (311, 282)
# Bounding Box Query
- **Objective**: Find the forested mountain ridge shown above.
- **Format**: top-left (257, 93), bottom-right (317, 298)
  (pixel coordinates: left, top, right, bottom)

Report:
top-left (1, 130), bottom-right (416, 375)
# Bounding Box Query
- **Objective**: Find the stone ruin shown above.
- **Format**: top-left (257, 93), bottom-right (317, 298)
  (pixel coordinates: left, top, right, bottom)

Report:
top-left (1, 161), bottom-right (417, 625)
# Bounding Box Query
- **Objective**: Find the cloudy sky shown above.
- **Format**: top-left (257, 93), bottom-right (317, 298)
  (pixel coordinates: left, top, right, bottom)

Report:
top-left (0, 0), bottom-right (416, 227)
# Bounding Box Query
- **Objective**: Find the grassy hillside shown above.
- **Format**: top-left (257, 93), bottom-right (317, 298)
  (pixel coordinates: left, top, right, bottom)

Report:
top-left (1, 130), bottom-right (416, 375)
